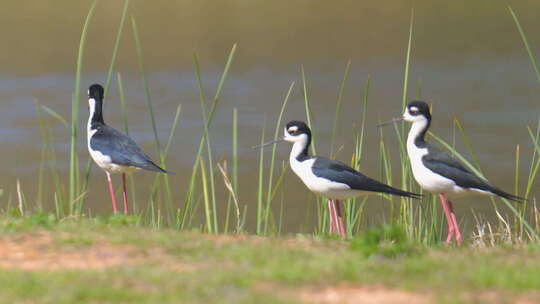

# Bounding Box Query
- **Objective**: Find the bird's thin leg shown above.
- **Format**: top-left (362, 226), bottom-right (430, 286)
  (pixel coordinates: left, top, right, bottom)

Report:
top-left (438, 193), bottom-right (455, 244)
top-left (106, 172), bottom-right (118, 214)
top-left (446, 199), bottom-right (462, 245)
top-left (327, 199), bottom-right (337, 235)
top-left (334, 200), bottom-right (347, 238)
top-left (122, 173), bottom-right (129, 215)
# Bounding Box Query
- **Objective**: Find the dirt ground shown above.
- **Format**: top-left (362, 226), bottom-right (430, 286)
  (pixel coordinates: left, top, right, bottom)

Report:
top-left (0, 231), bottom-right (197, 272)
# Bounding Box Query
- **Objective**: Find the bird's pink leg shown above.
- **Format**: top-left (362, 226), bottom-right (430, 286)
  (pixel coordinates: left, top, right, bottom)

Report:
top-left (122, 173), bottom-right (129, 215)
top-left (438, 193), bottom-right (455, 244)
top-left (446, 199), bottom-right (462, 245)
top-left (334, 200), bottom-right (347, 238)
top-left (327, 199), bottom-right (338, 235)
top-left (106, 172), bottom-right (118, 214)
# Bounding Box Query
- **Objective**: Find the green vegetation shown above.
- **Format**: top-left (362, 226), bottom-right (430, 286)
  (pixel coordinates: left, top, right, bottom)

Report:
top-left (0, 216), bottom-right (538, 303)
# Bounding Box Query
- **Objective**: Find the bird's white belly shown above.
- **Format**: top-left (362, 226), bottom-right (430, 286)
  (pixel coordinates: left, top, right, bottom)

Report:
top-left (88, 148), bottom-right (138, 174)
top-left (408, 146), bottom-right (467, 196)
top-left (290, 158), bottom-right (364, 200)
top-left (87, 128), bottom-right (138, 174)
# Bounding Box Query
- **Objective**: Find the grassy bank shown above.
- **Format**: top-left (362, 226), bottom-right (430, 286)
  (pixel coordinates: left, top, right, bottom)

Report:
top-left (0, 215), bottom-right (538, 304)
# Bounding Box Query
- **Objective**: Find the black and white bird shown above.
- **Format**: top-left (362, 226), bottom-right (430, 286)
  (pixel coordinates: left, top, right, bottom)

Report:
top-left (256, 120), bottom-right (421, 238)
top-left (379, 100), bottom-right (524, 244)
top-left (87, 84), bottom-right (170, 214)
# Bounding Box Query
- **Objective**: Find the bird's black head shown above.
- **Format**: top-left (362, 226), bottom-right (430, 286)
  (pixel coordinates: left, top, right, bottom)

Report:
top-left (252, 120), bottom-right (312, 151)
top-left (404, 100), bottom-right (431, 122)
top-left (284, 120), bottom-right (312, 140)
top-left (283, 120), bottom-right (312, 157)
top-left (87, 84), bottom-right (105, 124)
top-left (88, 84), bottom-right (104, 101)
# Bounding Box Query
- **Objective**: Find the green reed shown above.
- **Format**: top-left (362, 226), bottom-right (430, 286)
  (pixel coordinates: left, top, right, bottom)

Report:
top-left (396, 7), bottom-right (416, 237)
top-left (222, 107), bottom-right (241, 233)
top-left (300, 65), bottom-right (328, 234)
top-left (509, 6), bottom-right (540, 84)
top-left (195, 55), bottom-right (219, 233)
top-left (344, 76), bottom-right (371, 237)
top-left (256, 82), bottom-right (295, 235)
top-left (256, 126), bottom-right (266, 235)
top-left (104, 0), bottom-right (130, 98)
top-left (181, 45), bottom-right (237, 232)
top-left (330, 60), bottom-right (351, 158)
top-left (69, 0), bottom-right (97, 216)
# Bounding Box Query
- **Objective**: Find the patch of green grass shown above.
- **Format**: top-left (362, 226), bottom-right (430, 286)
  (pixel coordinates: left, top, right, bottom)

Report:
top-left (350, 224), bottom-right (421, 258)
top-left (0, 213), bottom-right (58, 232)
top-left (0, 269), bottom-right (292, 304)
top-left (95, 214), bottom-right (142, 227)
top-left (0, 218), bottom-right (537, 303)
top-left (54, 234), bottom-right (94, 247)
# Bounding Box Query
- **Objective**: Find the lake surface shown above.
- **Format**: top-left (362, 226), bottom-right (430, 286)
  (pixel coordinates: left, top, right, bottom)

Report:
top-left (0, 1), bottom-right (539, 233)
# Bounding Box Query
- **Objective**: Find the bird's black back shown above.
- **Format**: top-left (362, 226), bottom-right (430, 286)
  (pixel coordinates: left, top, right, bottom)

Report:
top-left (311, 157), bottom-right (421, 199)
top-left (90, 124), bottom-right (168, 173)
top-left (422, 144), bottom-right (522, 202)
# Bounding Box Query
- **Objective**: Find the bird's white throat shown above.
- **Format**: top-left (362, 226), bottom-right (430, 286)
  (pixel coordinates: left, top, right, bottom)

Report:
top-left (406, 118), bottom-right (429, 148)
top-left (288, 134), bottom-right (309, 163)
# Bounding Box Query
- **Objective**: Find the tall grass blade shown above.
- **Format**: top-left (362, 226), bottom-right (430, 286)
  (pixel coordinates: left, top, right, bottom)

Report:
top-left (526, 126), bottom-right (540, 198)
top-left (256, 126), bottom-right (266, 235)
top-left (181, 45), bottom-right (237, 229)
top-left (131, 16), bottom-right (162, 155)
top-left (301, 65), bottom-right (317, 154)
top-left (330, 59), bottom-right (351, 157)
top-left (104, 0), bottom-right (130, 97)
top-left (263, 81), bottom-right (295, 234)
top-left (392, 7), bottom-right (415, 235)
top-left (200, 157), bottom-right (213, 233)
top-left (401, 7), bottom-right (414, 110)
top-left (117, 72), bottom-right (129, 134)
top-left (69, 0), bottom-right (97, 215)
top-left (41, 105), bottom-right (69, 128)
top-left (508, 6), bottom-right (540, 83)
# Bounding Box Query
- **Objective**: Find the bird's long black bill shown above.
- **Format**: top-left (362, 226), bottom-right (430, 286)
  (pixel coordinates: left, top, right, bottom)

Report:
top-left (377, 117), bottom-right (404, 128)
top-left (252, 138), bottom-right (284, 149)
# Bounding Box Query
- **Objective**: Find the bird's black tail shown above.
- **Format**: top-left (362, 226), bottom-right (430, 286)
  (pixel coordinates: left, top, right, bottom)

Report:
top-left (489, 187), bottom-right (526, 203)
top-left (143, 160), bottom-right (175, 174)
top-left (376, 184), bottom-right (423, 200)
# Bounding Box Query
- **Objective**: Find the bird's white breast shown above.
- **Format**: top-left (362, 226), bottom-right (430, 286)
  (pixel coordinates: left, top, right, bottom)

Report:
top-left (87, 122), bottom-right (137, 174)
top-left (289, 157), bottom-right (366, 200)
top-left (406, 139), bottom-right (468, 196)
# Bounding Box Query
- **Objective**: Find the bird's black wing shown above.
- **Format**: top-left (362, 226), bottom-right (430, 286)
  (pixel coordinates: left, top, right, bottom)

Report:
top-left (311, 157), bottom-right (421, 199)
top-left (422, 144), bottom-right (522, 201)
top-left (90, 125), bottom-right (169, 173)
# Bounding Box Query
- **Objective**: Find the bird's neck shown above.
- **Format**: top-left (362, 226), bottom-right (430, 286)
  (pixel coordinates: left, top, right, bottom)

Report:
top-left (407, 118), bottom-right (430, 149)
top-left (289, 136), bottom-right (311, 163)
top-left (88, 98), bottom-right (105, 130)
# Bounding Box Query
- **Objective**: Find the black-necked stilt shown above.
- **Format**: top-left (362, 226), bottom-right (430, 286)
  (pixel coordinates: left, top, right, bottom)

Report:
top-left (379, 100), bottom-right (524, 244)
top-left (87, 84), bottom-right (170, 214)
top-left (256, 120), bottom-right (422, 238)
